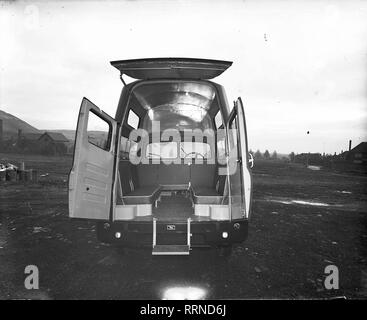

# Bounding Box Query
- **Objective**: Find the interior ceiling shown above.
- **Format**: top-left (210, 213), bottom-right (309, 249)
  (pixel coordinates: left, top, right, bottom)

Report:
top-left (132, 82), bottom-right (216, 111)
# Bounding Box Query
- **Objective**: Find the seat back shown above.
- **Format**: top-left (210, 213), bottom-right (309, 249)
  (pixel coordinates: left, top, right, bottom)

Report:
top-left (119, 160), bottom-right (139, 194)
top-left (135, 163), bottom-right (159, 187)
top-left (158, 163), bottom-right (190, 185)
top-left (190, 163), bottom-right (216, 188)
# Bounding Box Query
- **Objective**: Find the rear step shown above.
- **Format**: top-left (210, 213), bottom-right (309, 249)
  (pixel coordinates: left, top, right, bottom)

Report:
top-left (152, 245), bottom-right (190, 255)
top-left (152, 218), bottom-right (191, 255)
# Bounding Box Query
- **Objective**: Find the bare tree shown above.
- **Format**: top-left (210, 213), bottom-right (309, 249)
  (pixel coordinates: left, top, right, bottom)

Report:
top-left (289, 152), bottom-right (295, 162)
top-left (264, 150), bottom-right (270, 159)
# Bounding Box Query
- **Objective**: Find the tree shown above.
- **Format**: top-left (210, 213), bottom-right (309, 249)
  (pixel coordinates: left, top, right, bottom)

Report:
top-left (289, 152), bottom-right (295, 162)
top-left (264, 150), bottom-right (270, 159)
top-left (254, 150), bottom-right (262, 159)
top-left (271, 150), bottom-right (277, 159)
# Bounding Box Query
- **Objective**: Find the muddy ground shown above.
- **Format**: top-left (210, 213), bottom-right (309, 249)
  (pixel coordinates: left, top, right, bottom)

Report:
top-left (0, 153), bottom-right (366, 299)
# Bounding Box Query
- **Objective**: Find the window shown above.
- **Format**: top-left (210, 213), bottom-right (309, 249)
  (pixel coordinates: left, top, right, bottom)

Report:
top-left (146, 142), bottom-right (178, 159)
top-left (216, 133), bottom-right (226, 161)
top-left (87, 110), bottom-right (111, 150)
top-left (180, 142), bottom-right (212, 159)
top-left (215, 111), bottom-right (223, 129)
top-left (229, 117), bottom-right (238, 150)
top-left (120, 136), bottom-right (129, 152)
top-left (227, 115), bottom-right (239, 175)
top-left (127, 109), bottom-right (140, 129)
top-left (144, 141), bottom-right (212, 160)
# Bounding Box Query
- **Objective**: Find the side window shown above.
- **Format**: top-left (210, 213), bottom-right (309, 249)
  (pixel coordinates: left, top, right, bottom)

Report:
top-left (87, 110), bottom-right (111, 151)
top-left (216, 133), bottom-right (226, 161)
top-left (127, 109), bottom-right (140, 129)
top-left (228, 116), bottom-right (238, 151)
top-left (120, 135), bottom-right (130, 153)
top-left (215, 111), bottom-right (223, 129)
top-left (120, 134), bottom-right (139, 159)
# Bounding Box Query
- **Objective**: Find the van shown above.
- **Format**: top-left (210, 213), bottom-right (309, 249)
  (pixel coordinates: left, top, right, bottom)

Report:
top-left (69, 58), bottom-right (253, 255)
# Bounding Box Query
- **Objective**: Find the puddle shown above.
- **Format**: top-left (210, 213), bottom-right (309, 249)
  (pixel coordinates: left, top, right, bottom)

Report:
top-left (265, 197), bottom-right (331, 207)
top-left (291, 200), bottom-right (330, 207)
top-left (32, 227), bottom-right (51, 234)
top-left (161, 285), bottom-right (208, 300)
top-left (336, 190), bottom-right (352, 194)
top-left (307, 165), bottom-right (321, 171)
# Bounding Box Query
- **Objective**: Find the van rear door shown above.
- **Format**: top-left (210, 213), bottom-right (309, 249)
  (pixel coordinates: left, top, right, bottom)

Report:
top-left (110, 58), bottom-right (232, 80)
top-left (226, 98), bottom-right (252, 220)
top-left (69, 98), bottom-right (117, 220)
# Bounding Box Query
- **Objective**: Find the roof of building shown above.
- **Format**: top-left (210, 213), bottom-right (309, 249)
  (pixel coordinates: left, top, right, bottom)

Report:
top-left (350, 142), bottom-right (367, 154)
top-left (41, 132), bottom-right (69, 142)
top-left (23, 133), bottom-right (43, 141)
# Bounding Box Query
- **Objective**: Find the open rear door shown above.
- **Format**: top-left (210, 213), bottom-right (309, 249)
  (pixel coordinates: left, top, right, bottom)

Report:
top-left (69, 98), bottom-right (117, 220)
top-left (226, 98), bottom-right (252, 220)
top-left (110, 58), bottom-right (232, 80)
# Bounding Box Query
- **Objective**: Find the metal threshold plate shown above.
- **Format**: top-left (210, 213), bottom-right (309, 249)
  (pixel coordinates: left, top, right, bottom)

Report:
top-left (152, 245), bottom-right (190, 255)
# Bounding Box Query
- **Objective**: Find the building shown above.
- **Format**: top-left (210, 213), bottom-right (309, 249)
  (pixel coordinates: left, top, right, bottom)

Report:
top-left (38, 132), bottom-right (69, 144)
top-left (22, 132), bottom-right (43, 142)
top-left (37, 132), bottom-right (69, 155)
top-left (345, 142), bottom-right (367, 165)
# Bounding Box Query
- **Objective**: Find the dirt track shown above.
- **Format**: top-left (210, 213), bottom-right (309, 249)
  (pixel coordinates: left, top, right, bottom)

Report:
top-left (0, 153), bottom-right (366, 299)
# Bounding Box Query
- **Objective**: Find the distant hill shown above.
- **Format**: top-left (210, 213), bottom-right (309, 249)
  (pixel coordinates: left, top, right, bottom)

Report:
top-left (45, 130), bottom-right (108, 144)
top-left (0, 109), bottom-right (40, 139)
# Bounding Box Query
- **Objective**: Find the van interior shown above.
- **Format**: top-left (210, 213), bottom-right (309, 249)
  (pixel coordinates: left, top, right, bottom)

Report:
top-left (114, 81), bottom-right (230, 222)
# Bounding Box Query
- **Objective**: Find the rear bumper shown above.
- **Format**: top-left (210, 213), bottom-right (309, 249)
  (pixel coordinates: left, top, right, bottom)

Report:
top-left (96, 219), bottom-right (248, 247)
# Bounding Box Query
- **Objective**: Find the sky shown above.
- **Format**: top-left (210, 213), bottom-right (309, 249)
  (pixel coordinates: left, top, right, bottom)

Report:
top-left (1, 0), bottom-right (366, 154)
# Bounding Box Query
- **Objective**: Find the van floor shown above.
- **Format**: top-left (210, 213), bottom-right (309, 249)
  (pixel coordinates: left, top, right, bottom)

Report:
top-left (153, 193), bottom-right (193, 221)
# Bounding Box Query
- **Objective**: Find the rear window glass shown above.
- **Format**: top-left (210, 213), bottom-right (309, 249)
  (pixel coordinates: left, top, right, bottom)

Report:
top-left (180, 142), bottom-right (211, 159)
top-left (140, 142), bottom-right (212, 159)
top-left (146, 142), bottom-right (178, 159)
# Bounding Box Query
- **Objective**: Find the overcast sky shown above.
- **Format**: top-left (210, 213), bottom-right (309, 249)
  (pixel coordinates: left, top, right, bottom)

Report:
top-left (1, 0), bottom-right (366, 154)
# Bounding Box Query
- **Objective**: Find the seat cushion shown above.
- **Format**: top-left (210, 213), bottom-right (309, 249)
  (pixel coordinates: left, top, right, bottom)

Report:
top-left (122, 185), bottom-right (161, 205)
top-left (191, 186), bottom-right (223, 205)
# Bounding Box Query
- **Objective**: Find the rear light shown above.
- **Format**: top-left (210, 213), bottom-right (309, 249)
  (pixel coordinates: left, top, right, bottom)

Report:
top-left (233, 223), bottom-right (240, 230)
top-left (222, 232), bottom-right (228, 239)
top-left (115, 232), bottom-right (122, 239)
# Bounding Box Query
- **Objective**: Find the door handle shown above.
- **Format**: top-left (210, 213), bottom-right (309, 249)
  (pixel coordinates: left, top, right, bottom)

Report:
top-left (248, 153), bottom-right (254, 168)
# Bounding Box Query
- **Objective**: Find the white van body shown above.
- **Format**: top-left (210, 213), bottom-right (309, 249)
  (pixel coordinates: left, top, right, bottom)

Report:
top-left (69, 58), bottom-right (252, 255)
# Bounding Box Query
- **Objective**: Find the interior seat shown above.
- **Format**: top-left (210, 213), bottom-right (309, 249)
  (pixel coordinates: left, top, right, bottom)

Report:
top-left (122, 185), bottom-right (161, 205)
top-left (118, 161), bottom-right (161, 205)
top-left (190, 163), bottom-right (223, 204)
top-left (190, 163), bottom-right (226, 205)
